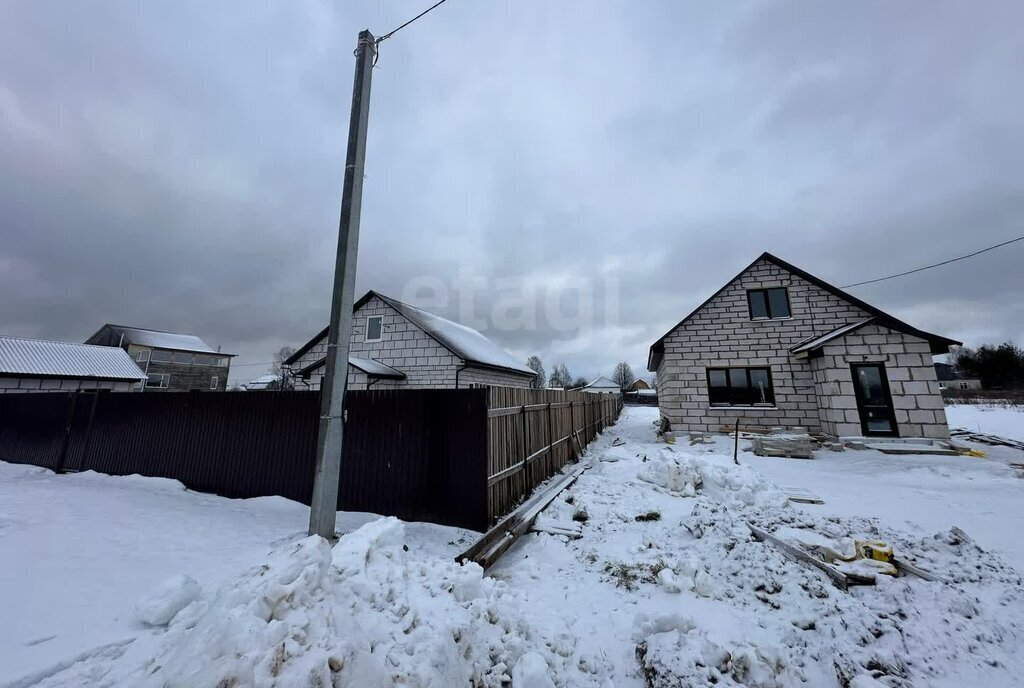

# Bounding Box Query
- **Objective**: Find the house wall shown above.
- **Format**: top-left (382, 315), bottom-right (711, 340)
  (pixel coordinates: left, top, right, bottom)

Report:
top-left (289, 295), bottom-right (463, 391)
top-left (140, 358), bottom-right (230, 392)
top-left (0, 377), bottom-right (137, 393)
top-left (459, 365), bottom-right (535, 388)
top-left (657, 258), bottom-right (870, 433)
top-left (810, 323), bottom-right (949, 438)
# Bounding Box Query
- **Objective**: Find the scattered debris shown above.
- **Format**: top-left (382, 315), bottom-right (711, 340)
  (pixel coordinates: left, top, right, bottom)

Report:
top-left (746, 523), bottom-right (871, 590)
top-left (634, 511), bottom-right (661, 522)
top-left (611, 437), bottom-right (625, 447)
top-left (950, 428), bottom-right (1024, 451)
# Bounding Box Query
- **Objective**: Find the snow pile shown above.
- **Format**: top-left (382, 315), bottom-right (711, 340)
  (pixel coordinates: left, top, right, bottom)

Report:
top-left (134, 574), bottom-right (201, 626)
top-left (632, 498), bottom-right (1024, 687)
top-left (635, 615), bottom-right (791, 688)
top-left (37, 518), bottom-right (578, 687)
top-left (637, 448), bottom-right (787, 507)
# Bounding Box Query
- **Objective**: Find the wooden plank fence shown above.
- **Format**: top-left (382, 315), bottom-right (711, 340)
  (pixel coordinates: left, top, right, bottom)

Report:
top-left (485, 386), bottom-right (622, 523)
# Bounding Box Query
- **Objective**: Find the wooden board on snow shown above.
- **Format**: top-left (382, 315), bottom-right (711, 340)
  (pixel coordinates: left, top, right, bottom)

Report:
top-left (783, 486), bottom-right (825, 504)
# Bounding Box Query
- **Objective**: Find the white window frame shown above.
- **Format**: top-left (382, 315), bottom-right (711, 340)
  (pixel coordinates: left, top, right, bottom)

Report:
top-left (135, 349), bottom-right (149, 363)
top-left (365, 315), bottom-right (384, 342)
top-left (210, 376), bottom-right (219, 390)
top-left (146, 373), bottom-right (170, 389)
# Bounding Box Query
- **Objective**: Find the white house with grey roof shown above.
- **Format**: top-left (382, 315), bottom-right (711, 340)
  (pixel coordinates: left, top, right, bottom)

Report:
top-left (0, 335), bottom-right (147, 393)
top-left (649, 253), bottom-right (960, 439)
top-left (285, 291), bottom-right (536, 390)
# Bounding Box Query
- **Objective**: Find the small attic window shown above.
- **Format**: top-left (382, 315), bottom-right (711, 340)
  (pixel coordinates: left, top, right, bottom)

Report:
top-left (748, 288), bottom-right (791, 320)
top-left (365, 316), bottom-right (383, 342)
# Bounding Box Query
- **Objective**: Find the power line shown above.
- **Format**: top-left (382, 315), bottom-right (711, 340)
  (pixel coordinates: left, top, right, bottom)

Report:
top-left (376, 0), bottom-right (450, 45)
top-left (841, 235), bottom-right (1024, 288)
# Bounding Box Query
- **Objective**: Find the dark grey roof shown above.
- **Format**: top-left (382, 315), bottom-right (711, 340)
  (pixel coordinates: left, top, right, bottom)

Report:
top-left (0, 336), bottom-right (148, 381)
top-left (348, 356), bottom-right (405, 379)
top-left (789, 318), bottom-right (875, 354)
top-left (294, 355), bottom-right (406, 380)
top-left (286, 290), bottom-right (536, 377)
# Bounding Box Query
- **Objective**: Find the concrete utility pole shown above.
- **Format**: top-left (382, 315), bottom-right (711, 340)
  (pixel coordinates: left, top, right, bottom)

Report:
top-left (309, 30), bottom-right (376, 538)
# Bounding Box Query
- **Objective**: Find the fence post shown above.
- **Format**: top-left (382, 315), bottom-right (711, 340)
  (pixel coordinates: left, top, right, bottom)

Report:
top-left (519, 406), bottom-right (528, 499)
top-left (545, 401), bottom-right (553, 469)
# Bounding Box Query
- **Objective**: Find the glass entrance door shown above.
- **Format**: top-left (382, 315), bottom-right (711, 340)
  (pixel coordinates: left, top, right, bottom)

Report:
top-left (850, 363), bottom-right (898, 437)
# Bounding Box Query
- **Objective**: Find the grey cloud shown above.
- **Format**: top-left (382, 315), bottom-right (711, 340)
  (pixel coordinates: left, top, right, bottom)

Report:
top-left (1, 0), bottom-right (1022, 384)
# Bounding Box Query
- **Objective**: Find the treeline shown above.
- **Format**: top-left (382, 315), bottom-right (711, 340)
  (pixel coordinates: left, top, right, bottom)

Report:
top-left (951, 343), bottom-right (1024, 389)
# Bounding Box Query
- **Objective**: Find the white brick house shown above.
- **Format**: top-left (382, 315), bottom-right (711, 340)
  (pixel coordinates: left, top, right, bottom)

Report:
top-left (285, 291), bottom-right (536, 390)
top-left (648, 253), bottom-right (960, 439)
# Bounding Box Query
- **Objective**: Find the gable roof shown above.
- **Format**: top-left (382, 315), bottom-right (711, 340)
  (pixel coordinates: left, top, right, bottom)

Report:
top-left (0, 335), bottom-right (148, 381)
top-left (86, 324), bottom-right (233, 356)
top-left (647, 252), bottom-right (961, 370)
top-left (285, 290), bottom-right (535, 377)
top-left (584, 375), bottom-right (620, 390)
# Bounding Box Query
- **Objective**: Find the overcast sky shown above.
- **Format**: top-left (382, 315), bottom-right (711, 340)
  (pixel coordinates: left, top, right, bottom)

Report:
top-left (2, 1), bottom-right (1023, 384)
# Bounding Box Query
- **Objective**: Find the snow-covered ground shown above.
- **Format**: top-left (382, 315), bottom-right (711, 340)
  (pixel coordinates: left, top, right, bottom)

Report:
top-left (489, 407), bottom-right (1024, 687)
top-left (2, 404), bottom-right (1023, 687)
top-left (0, 464), bottom-right (477, 686)
top-left (945, 402), bottom-right (1024, 442)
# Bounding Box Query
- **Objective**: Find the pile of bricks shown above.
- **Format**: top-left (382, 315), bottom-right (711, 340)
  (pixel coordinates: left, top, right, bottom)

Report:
top-left (751, 427), bottom-right (814, 459)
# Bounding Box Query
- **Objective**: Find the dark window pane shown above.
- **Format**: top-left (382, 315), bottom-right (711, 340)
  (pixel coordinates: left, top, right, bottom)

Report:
top-left (366, 316), bottom-right (382, 340)
top-left (767, 288), bottom-right (790, 318)
top-left (729, 369), bottom-right (748, 387)
top-left (748, 291), bottom-right (768, 318)
top-left (707, 366), bottom-right (775, 406)
top-left (749, 368), bottom-right (773, 404)
top-left (707, 369), bottom-right (728, 404)
top-left (855, 366), bottom-right (885, 404)
top-left (173, 353), bottom-right (193, 365)
top-left (150, 350), bottom-right (172, 363)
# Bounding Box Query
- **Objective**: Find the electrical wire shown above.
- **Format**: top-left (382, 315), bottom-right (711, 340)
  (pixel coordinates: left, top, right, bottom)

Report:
top-left (841, 235), bottom-right (1024, 288)
top-left (375, 0), bottom-right (450, 45)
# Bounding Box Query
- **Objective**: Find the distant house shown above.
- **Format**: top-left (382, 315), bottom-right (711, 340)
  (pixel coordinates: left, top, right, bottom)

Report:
top-left (243, 373), bottom-right (280, 391)
top-left (0, 335), bottom-right (147, 393)
top-left (625, 379), bottom-right (650, 392)
top-left (285, 291), bottom-right (536, 390)
top-left (933, 362), bottom-right (982, 391)
top-left (649, 253), bottom-right (960, 439)
top-left (582, 376), bottom-right (621, 393)
top-left (85, 324), bottom-right (234, 392)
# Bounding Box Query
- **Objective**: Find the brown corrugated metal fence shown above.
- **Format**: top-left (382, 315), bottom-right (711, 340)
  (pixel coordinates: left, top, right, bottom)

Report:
top-left (0, 386), bottom-right (618, 530)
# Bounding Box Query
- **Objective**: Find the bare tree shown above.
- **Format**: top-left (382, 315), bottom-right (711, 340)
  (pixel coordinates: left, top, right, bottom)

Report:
top-left (526, 355), bottom-right (546, 389)
top-left (549, 363), bottom-right (572, 389)
top-left (611, 361), bottom-right (635, 390)
top-left (271, 346), bottom-right (296, 390)
top-left (571, 376), bottom-right (589, 389)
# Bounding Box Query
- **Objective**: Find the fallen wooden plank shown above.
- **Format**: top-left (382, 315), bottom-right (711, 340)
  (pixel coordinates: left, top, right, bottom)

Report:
top-left (747, 524), bottom-right (875, 590)
top-left (531, 523), bottom-right (583, 539)
top-left (782, 486), bottom-right (825, 504)
top-left (457, 462), bottom-right (591, 570)
top-left (893, 557), bottom-right (944, 583)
